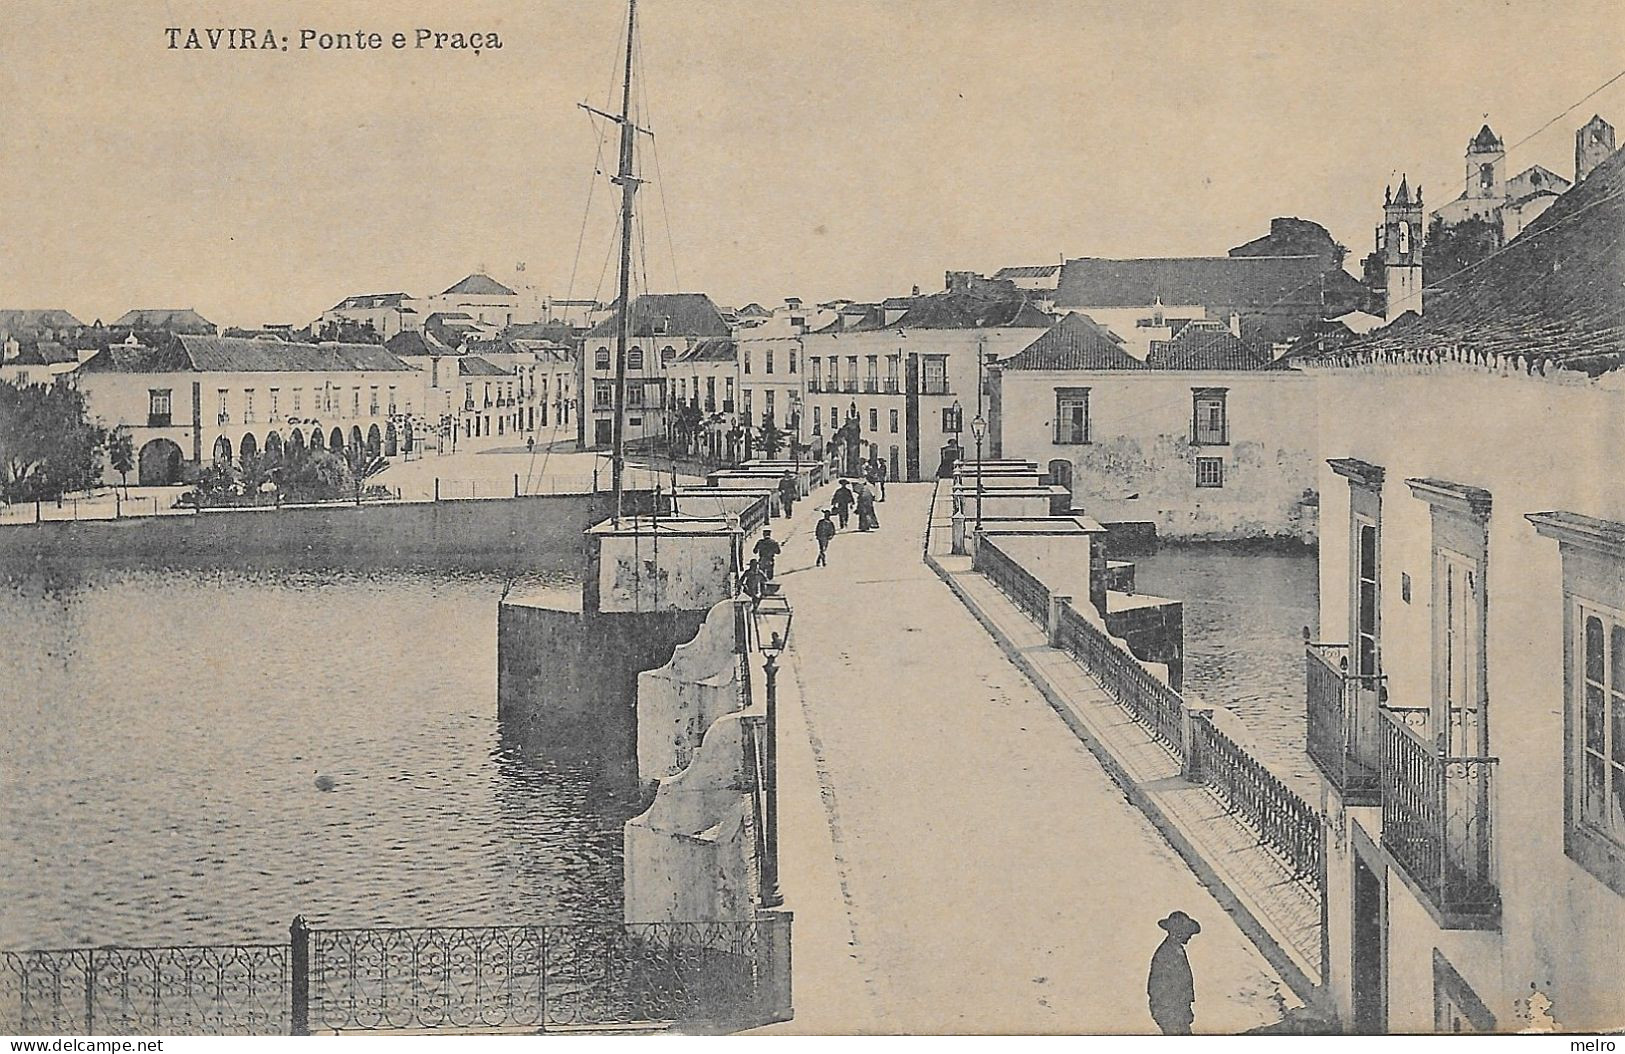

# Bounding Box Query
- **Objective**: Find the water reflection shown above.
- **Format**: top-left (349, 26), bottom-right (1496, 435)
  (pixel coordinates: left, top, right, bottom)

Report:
top-left (0, 557), bottom-right (631, 949)
top-left (1130, 545), bottom-right (1319, 791)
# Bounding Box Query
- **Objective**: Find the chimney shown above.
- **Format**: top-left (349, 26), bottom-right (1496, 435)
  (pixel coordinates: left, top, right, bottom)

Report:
top-left (2, 336), bottom-right (18, 362)
top-left (912, 284), bottom-right (921, 296)
top-left (1228, 311), bottom-right (1242, 338)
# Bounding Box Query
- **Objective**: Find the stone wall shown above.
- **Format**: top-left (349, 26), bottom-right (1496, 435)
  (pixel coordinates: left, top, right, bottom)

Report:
top-left (637, 598), bottom-right (747, 783)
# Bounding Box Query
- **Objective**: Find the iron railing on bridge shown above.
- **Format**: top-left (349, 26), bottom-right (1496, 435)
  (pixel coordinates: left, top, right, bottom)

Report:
top-left (975, 537), bottom-right (1051, 624)
top-left (2, 918), bottom-right (790, 1036)
top-left (973, 538), bottom-right (1325, 898)
top-left (1189, 714), bottom-right (1324, 888)
top-left (1054, 602), bottom-right (1186, 757)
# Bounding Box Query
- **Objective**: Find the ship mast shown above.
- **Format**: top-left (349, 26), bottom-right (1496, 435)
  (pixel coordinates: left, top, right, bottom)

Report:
top-left (610, 0), bottom-right (640, 525)
top-left (580, 0), bottom-right (649, 526)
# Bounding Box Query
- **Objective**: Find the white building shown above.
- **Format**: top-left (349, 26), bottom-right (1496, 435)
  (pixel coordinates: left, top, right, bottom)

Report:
top-left (989, 314), bottom-right (1318, 540)
top-left (1300, 143), bottom-right (1625, 1033)
top-left (76, 334), bottom-right (425, 485)
top-left (581, 293), bottom-right (732, 452)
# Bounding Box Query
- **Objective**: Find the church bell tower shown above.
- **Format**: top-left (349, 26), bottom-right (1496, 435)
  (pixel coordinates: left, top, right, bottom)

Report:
top-left (1380, 176), bottom-right (1424, 321)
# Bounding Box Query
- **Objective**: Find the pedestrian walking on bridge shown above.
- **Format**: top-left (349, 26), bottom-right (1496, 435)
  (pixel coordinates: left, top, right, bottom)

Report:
top-left (831, 480), bottom-right (854, 530)
top-left (777, 471), bottom-right (798, 518)
top-left (815, 509), bottom-right (836, 566)
top-left (753, 529), bottom-right (782, 580)
top-left (1147, 911), bottom-right (1201, 1035)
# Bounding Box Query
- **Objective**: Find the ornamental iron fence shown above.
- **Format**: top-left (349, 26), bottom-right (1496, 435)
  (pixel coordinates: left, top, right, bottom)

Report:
top-left (2, 918), bottom-right (790, 1036)
top-left (1190, 713), bottom-right (1325, 891)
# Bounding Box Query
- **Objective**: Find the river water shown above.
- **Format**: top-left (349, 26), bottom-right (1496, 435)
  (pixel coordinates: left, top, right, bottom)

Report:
top-left (0, 559), bottom-right (629, 950)
top-left (1131, 545), bottom-right (1320, 789)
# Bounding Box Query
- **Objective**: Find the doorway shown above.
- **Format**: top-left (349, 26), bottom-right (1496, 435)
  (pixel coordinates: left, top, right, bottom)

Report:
top-left (1351, 852), bottom-right (1387, 1033)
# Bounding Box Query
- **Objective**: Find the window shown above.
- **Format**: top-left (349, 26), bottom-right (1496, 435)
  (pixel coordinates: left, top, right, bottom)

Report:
top-left (270, 389), bottom-right (280, 418)
top-left (1529, 511), bottom-right (1625, 893)
top-left (148, 389), bottom-right (172, 427)
top-left (743, 389), bottom-right (753, 420)
top-left (14, 371), bottom-right (28, 386)
top-left (808, 357), bottom-right (820, 391)
top-left (812, 407), bottom-right (821, 435)
top-left (431, 358), bottom-right (440, 387)
top-left (387, 386), bottom-right (396, 415)
top-left (1196, 457), bottom-right (1224, 488)
top-left (1053, 387), bottom-right (1089, 443)
top-left (595, 348), bottom-right (611, 370)
top-left (869, 407), bottom-right (878, 430)
top-left (661, 346), bottom-right (675, 365)
top-left (706, 376), bottom-right (717, 412)
top-left (627, 383), bottom-right (644, 409)
top-left (369, 387), bottom-right (379, 415)
top-left (891, 409), bottom-right (900, 433)
top-left (351, 388), bottom-right (360, 416)
top-left (866, 356), bottom-right (879, 392)
top-left (922, 356), bottom-right (948, 395)
top-left (765, 389), bottom-right (776, 421)
top-left (887, 355), bottom-right (901, 393)
top-left (292, 389), bottom-right (302, 414)
top-left (845, 356), bottom-right (858, 392)
top-left (743, 348), bottom-right (752, 375)
top-left (724, 377), bottom-right (735, 411)
top-left (789, 351), bottom-right (798, 374)
top-left (217, 389), bottom-right (228, 420)
top-left (1479, 163), bottom-right (1495, 193)
top-left (765, 349), bottom-right (775, 375)
top-left (1192, 388), bottom-right (1228, 445)
top-left (628, 348), bottom-right (644, 370)
top-left (244, 389), bottom-right (256, 422)
top-left (941, 405), bottom-right (961, 433)
top-left (593, 379), bottom-right (613, 409)
top-left (1577, 608), bottom-right (1625, 846)
top-left (827, 358), bottom-right (838, 389)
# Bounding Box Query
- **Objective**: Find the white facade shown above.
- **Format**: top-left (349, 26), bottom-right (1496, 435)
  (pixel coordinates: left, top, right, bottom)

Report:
top-left (1307, 359), bottom-right (1625, 1033)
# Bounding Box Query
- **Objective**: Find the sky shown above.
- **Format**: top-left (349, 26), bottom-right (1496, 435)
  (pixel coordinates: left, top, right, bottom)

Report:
top-left (2, 0), bottom-right (1623, 329)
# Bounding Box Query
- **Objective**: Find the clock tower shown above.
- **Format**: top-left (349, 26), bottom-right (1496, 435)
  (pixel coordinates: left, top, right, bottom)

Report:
top-left (1378, 176), bottom-right (1424, 321)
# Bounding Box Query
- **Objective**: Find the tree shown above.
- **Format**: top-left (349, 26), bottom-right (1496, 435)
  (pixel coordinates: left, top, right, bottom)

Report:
top-left (758, 413), bottom-right (786, 459)
top-left (0, 379), bottom-right (106, 504)
top-left (108, 426), bottom-right (134, 494)
top-left (1424, 215), bottom-right (1501, 287)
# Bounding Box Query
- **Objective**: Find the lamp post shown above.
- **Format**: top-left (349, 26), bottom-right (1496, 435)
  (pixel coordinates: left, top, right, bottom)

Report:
top-left (971, 413), bottom-right (986, 536)
top-left (754, 596), bottom-right (793, 909)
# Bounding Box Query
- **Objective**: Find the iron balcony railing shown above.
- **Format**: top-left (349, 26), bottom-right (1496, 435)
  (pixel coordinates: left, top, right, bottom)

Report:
top-left (864, 379), bottom-right (878, 393)
top-left (1305, 639), bottom-right (1386, 805)
top-left (1055, 602), bottom-right (1187, 759)
top-left (1190, 713), bottom-right (1323, 887)
top-left (3, 919), bottom-right (791, 1036)
top-left (884, 379), bottom-right (900, 394)
top-left (1380, 707), bottom-right (1500, 925)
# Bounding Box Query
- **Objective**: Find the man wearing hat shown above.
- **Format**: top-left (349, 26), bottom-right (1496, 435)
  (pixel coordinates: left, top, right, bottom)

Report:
top-left (1147, 910), bottom-right (1201, 1034)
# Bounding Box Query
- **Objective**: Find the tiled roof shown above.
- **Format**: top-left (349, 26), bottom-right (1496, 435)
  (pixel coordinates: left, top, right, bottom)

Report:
top-left (674, 337), bottom-right (737, 363)
top-left (586, 293), bottom-right (730, 339)
top-left (458, 355), bottom-right (512, 377)
top-left (442, 273), bottom-right (516, 297)
top-left (384, 330), bottom-right (452, 357)
top-left (111, 308), bottom-right (215, 333)
top-left (1055, 255), bottom-right (1334, 311)
top-left (1145, 326), bottom-right (1274, 370)
top-left (7, 341), bottom-right (77, 366)
top-left (0, 309), bottom-right (83, 334)
top-left (331, 292), bottom-right (413, 311)
top-left (79, 335), bottom-right (414, 374)
top-left (994, 264), bottom-right (1062, 279)
top-left (835, 292), bottom-right (1053, 332)
top-left (736, 303), bottom-right (771, 317)
top-left (1307, 145), bottom-right (1625, 372)
top-left (1001, 313), bottom-right (1144, 371)
top-left (504, 320), bottom-right (580, 343)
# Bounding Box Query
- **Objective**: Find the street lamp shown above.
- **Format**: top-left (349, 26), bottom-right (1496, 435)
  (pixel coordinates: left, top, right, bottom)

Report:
top-left (971, 413), bottom-right (987, 536)
top-left (754, 594), bottom-right (793, 909)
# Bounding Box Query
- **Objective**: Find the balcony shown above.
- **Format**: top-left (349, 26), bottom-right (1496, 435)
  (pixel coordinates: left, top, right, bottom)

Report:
top-left (884, 379), bottom-right (900, 394)
top-left (148, 412), bottom-right (172, 428)
top-left (864, 379), bottom-right (879, 393)
top-left (842, 381), bottom-right (858, 394)
top-left (808, 380), bottom-right (821, 393)
top-left (1380, 706), bottom-right (1501, 927)
top-left (1304, 640), bottom-right (1385, 805)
